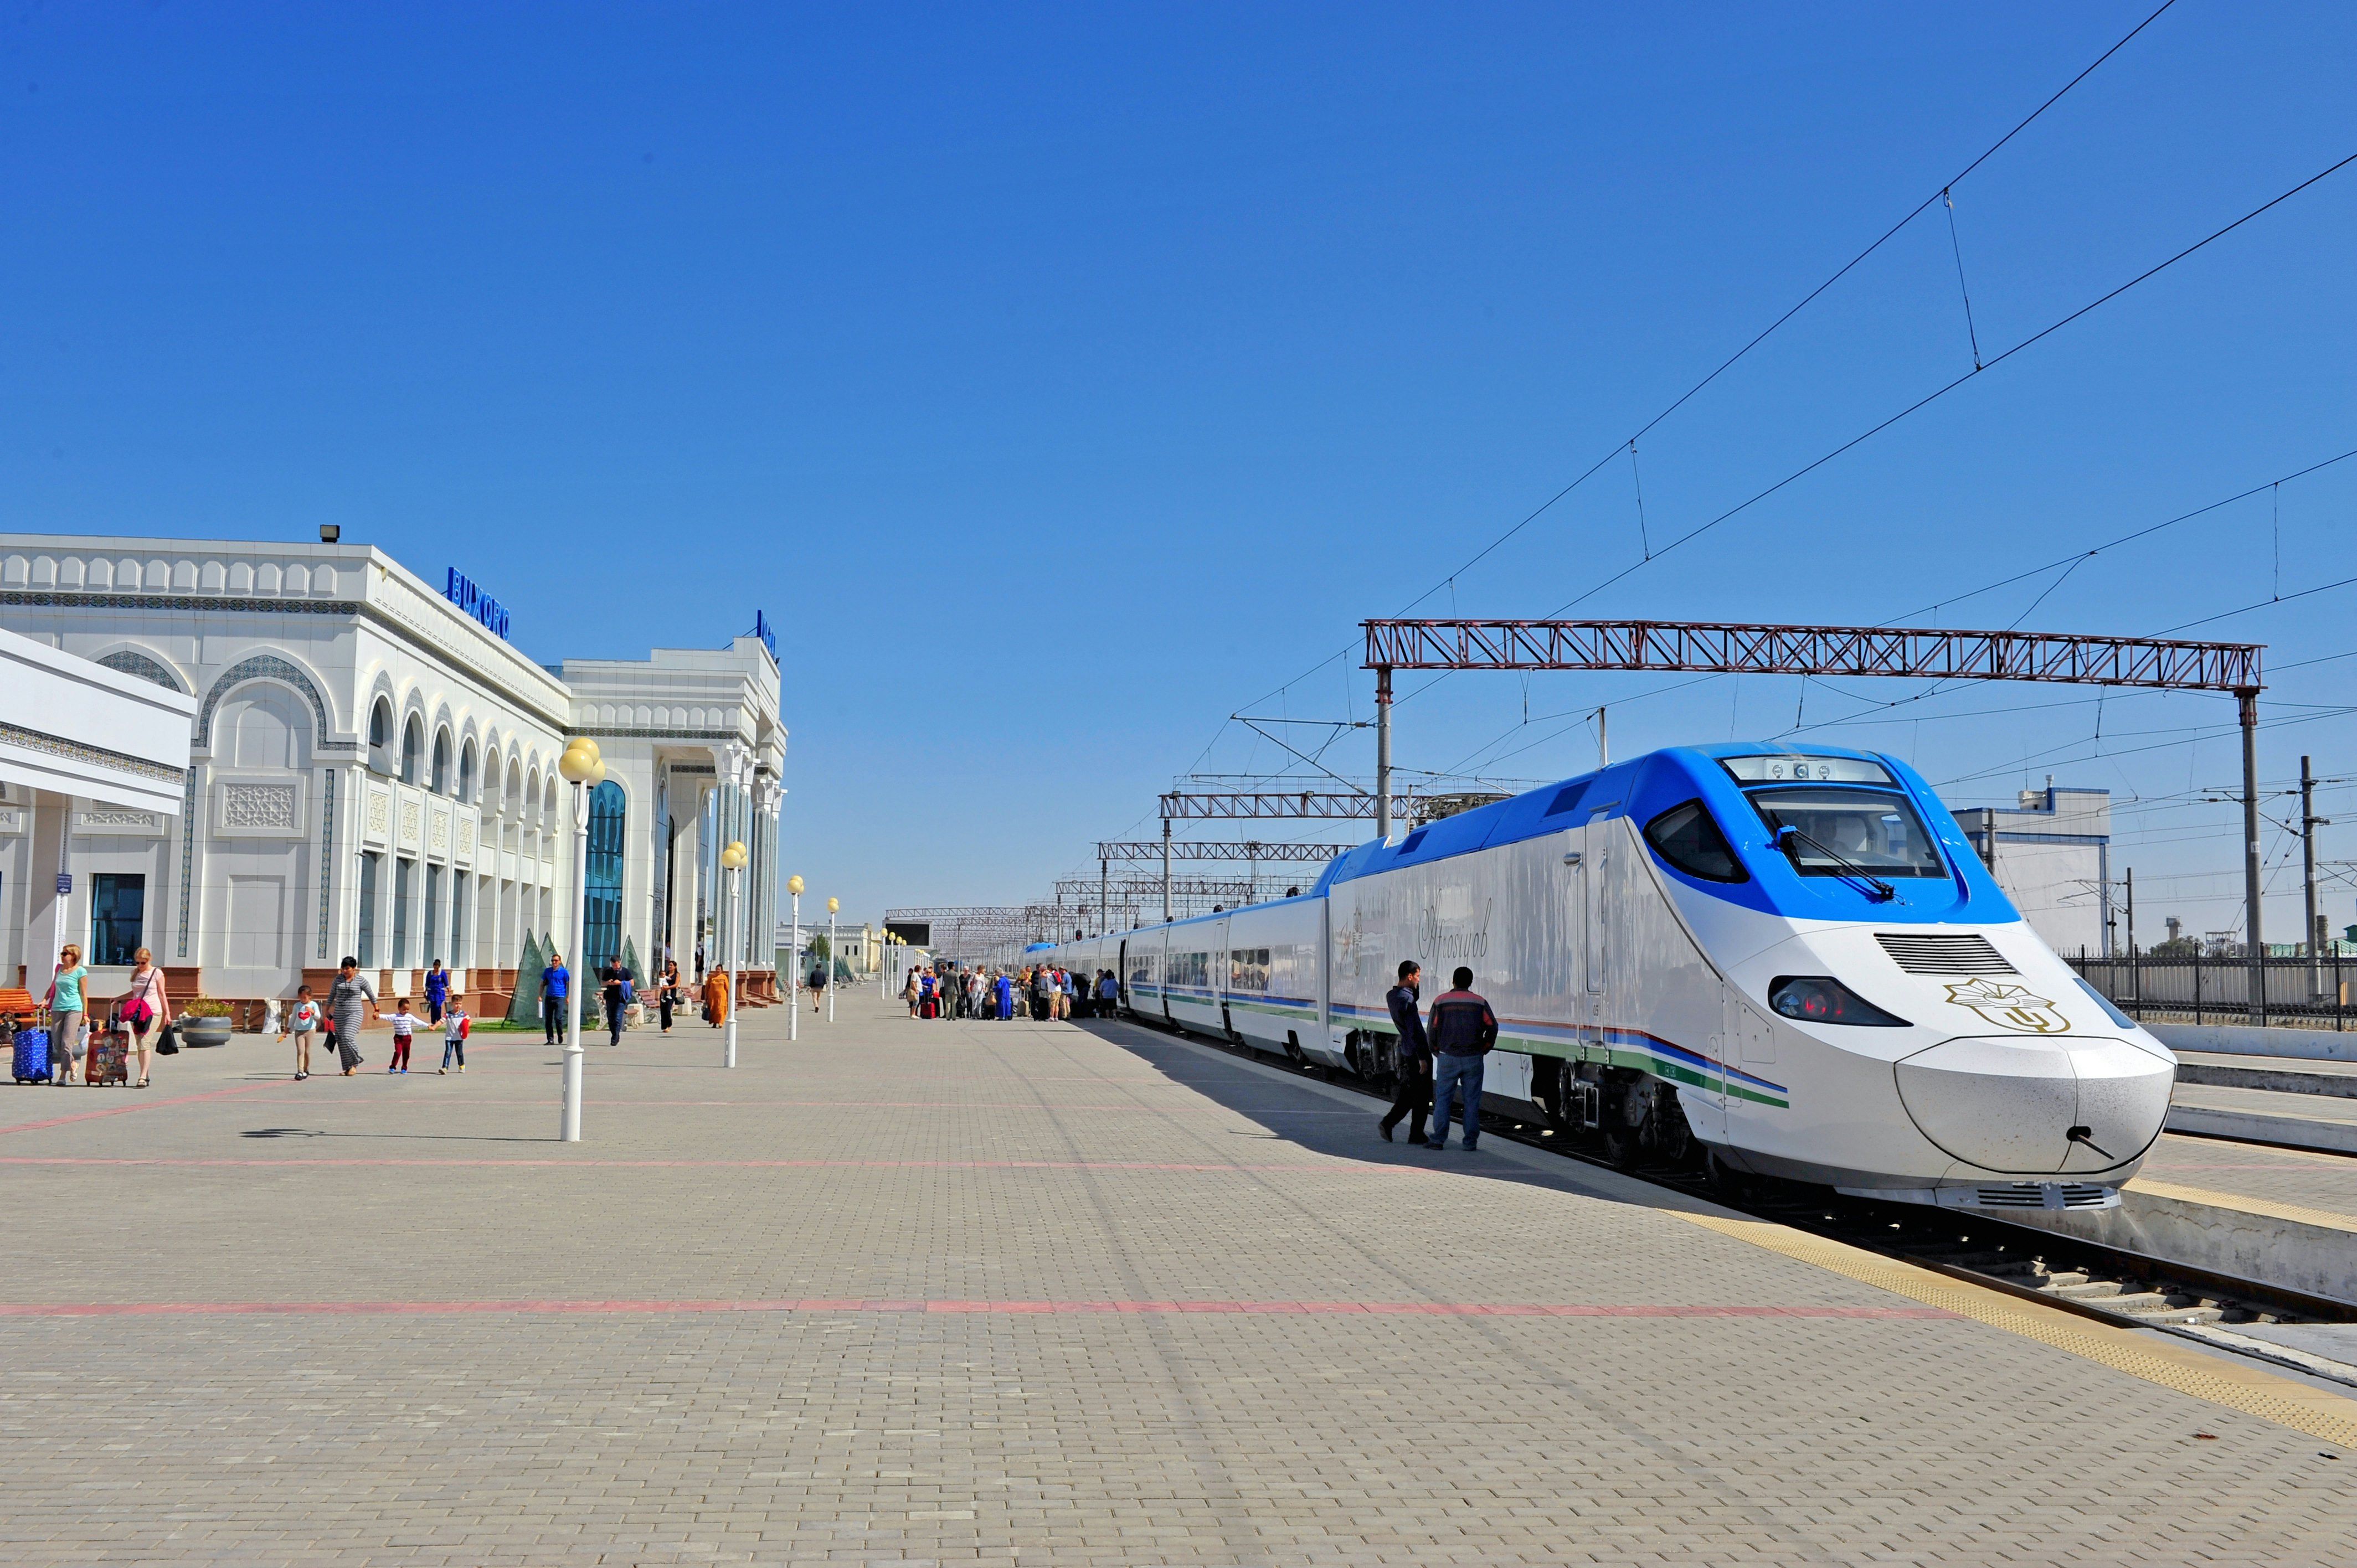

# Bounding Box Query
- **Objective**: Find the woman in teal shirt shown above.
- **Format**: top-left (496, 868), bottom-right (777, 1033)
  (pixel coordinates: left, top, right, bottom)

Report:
top-left (47, 944), bottom-right (86, 1085)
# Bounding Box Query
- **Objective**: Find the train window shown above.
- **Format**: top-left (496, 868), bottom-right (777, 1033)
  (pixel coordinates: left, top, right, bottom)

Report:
top-left (1544, 781), bottom-right (1589, 817)
top-left (1228, 948), bottom-right (1271, 992)
top-left (1643, 800), bottom-right (1748, 883)
top-left (1746, 787), bottom-right (1946, 879)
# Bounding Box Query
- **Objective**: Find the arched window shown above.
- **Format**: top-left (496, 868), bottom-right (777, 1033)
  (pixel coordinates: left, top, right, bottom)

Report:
top-left (431, 728), bottom-right (451, 794)
top-left (400, 716), bottom-right (423, 785)
top-left (368, 699), bottom-right (394, 774)
top-left (458, 739), bottom-right (476, 803)
top-left (584, 779), bottom-right (626, 976)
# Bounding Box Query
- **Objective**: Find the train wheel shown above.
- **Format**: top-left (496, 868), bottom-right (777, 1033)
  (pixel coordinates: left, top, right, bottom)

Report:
top-left (1603, 1121), bottom-right (1643, 1170)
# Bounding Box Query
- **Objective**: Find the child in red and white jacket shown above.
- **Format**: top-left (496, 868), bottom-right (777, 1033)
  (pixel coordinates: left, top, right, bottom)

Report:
top-left (439, 1001), bottom-right (470, 1074)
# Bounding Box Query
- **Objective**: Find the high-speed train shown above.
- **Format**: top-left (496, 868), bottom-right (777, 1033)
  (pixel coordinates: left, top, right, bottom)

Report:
top-left (1046, 743), bottom-right (2175, 1210)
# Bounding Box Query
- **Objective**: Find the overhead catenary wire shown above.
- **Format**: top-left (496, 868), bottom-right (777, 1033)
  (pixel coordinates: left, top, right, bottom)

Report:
top-left (1219, 1), bottom-right (2184, 731)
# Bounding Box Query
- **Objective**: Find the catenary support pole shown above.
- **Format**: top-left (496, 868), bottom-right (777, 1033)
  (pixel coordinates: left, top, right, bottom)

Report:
top-left (1099, 859), bottom-right (1107, 938)
top-left (2303, 754), bottom-right (2326, 997)
top-left (1161, 819), bottom-right (1172, 924)
top-left (1375, 664), bottom-right (1393, 839)
top-left (2240, 688), bottom-right (2265, 1024)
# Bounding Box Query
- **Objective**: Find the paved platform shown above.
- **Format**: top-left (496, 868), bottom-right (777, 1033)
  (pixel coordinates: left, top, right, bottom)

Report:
top-left (2, 999), bottom-right (2357, 1565)
top-left (2170, 1080), bottom-right (2357, 1154)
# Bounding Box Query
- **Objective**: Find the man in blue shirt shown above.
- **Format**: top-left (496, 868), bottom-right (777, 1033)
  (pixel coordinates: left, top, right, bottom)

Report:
top-left (539, 952), bottom-right (570, 1046)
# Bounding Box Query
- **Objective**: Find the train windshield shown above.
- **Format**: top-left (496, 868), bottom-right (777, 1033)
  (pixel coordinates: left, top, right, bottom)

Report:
top-left (1743, 787), bottom-right (1947, 879)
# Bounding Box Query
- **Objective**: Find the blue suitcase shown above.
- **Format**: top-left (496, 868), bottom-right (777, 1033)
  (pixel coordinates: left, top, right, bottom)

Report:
top-left (12, 1028), bottom-right (50, 1084)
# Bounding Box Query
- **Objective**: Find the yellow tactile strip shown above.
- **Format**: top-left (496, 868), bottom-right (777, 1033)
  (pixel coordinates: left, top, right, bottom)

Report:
top-left (1669, 1208), bottom-right (2357, 1448)
top-left (2128, 1176), bottom-right (2357, 1235)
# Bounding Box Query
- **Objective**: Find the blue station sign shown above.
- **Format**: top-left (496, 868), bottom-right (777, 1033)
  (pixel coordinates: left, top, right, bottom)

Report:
top-left (445, 568), bottom-right (511, 641)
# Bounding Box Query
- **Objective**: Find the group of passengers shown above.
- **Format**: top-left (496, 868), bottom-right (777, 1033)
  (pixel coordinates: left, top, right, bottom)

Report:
top-left (901, 962), bottom-right (1121, 1023)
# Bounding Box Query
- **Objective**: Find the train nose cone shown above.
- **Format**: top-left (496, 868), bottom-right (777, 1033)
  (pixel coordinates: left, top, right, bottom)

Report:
top-left (1893, 1035), bottom-right (2173, 1176)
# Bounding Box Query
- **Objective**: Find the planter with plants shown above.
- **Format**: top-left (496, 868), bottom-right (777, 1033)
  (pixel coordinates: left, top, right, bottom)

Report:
top-left (179, 999), bottom-right (233, 1048)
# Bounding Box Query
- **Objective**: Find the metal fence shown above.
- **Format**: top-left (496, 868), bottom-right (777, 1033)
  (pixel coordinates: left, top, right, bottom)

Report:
top-left (2065, 952), bottom-right (2357, 1029)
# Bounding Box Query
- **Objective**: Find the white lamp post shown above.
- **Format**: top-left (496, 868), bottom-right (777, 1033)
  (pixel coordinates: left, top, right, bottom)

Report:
top-left (826, 897), bottom-right (838, 1023)
top-left (787, 874), bottom-right (805, 1041)
top-left (719, 838), bottom-right (747, 1068)
top-left (557, 737), bottom-right (605, 1142)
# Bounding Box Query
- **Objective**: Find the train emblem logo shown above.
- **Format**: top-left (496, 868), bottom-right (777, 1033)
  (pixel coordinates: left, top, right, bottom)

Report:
top-left (1942, 978), bottom-right (2071, 1034)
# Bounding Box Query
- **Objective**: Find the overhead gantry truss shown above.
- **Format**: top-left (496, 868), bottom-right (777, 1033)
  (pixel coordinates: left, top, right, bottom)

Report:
top-left (1097, 839), bottom-right (1348, 862)
top-left (1361, 618), bottom-right (2261, 692)
top-left (1358, 614), bottom-right (2271, 1018)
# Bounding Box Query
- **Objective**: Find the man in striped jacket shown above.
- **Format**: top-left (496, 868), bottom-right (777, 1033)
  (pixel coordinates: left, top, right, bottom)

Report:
top-left (1425, 967), bottom-right (1499, 1152)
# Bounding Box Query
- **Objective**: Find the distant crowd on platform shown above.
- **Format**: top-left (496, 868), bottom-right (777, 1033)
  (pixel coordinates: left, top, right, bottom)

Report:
top-left (900, 961), bottom-right (1121, 1022)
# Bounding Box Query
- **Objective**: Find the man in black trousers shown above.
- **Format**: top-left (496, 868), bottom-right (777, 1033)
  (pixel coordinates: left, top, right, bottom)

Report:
top-left (1377, 960), bottom-right (1432, 1144)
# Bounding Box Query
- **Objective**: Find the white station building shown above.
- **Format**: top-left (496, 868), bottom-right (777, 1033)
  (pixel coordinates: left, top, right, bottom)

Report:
top-left (0, 535), bottom-right (785, 1023)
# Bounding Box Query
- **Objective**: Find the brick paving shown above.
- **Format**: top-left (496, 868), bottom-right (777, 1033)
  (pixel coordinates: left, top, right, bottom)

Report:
top-left (0, 996), bottom-right (2354, 1565)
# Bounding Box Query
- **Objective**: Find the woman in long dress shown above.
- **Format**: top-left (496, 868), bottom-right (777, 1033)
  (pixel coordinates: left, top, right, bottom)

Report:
top-left (328, 956), bottom-right (378, 1075)
top-left (702, 966), bottom-right (730, 1030)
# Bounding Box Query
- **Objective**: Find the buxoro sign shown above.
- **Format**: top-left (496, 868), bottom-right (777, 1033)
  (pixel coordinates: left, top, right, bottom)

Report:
top-left (445, 568), bottom-right (512, 641)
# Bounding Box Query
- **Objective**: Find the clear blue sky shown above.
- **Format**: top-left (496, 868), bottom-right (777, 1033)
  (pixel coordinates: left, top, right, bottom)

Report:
top-left (6, 3), bottom-right (2354, 943)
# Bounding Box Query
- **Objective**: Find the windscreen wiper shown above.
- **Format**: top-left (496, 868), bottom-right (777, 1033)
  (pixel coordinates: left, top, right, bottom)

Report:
top-left (1774, 825), bottom-right (1896, 901)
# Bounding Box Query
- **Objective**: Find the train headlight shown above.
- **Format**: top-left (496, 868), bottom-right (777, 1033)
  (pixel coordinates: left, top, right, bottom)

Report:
top-left (1768, 976), bottom-right (1911, 1028)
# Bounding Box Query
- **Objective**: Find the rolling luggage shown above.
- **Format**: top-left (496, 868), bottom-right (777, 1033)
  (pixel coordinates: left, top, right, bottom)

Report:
top-left (12, 1028), bottom-right (49, 1084)
top-left (86, 1030), bottom-right (130, 1087)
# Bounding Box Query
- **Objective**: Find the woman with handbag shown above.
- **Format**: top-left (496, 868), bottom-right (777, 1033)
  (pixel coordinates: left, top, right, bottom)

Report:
top-left (118, 948), bottom-right (170, 1089)
top-left (327, 956), bottom-right (378, 1076)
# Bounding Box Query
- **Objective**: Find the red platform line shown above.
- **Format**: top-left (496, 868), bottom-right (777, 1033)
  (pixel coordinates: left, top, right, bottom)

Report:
top-left (0, 1298), bottom-right (1959, 1319)
top-left (0, 1080), bottom-right (281, 1137)
top-left (0, 1156), bottom-right (1421, 1172)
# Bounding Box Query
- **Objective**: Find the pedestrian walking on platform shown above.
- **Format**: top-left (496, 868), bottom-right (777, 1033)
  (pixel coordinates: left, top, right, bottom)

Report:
top-left (440, 1000), bottom-right (470, 1072)
top-left (1378, 961), bottom-right (1432, 1145)
top-left (424, 960), bottom-right (449, 1025)
top-left (1425, 966), bottom-right (1498, 1151)
top-left (281, 985), bottom-right (320, 1080)
top-left (600, 958), bottom-right (630, 1045)
top-left (657, 960), bottom-right (682, 1034)
top-left (539, 953), bottom-right (570, 1046)
top-left (703, 966), bottom-right (730, 1030)
top-left (1096, 969), bottom-right (1119, 1014)
top-left (46, 944), bottom-right (87, 1084)
top-left (328, 956), bottom-right (376, 1074)
top-left (994, 969), bottom-right (1015, 1020)
top-left (387, 998), bottom-right (418, 1072)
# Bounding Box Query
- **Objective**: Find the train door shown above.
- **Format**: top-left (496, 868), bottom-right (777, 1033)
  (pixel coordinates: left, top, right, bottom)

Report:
top-left (1116, 939), bottom-right (1129, 1014)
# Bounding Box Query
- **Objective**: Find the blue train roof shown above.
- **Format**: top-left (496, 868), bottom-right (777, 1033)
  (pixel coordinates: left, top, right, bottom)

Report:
top-left (1309, 743), bottom-right (2017, 925)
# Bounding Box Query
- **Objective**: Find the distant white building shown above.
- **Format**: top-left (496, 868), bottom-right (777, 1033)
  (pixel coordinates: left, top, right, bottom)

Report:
top-left (0, 535), bottom-right (785, 1019)
top-left (1952, 779), bottom-right (2111, 958)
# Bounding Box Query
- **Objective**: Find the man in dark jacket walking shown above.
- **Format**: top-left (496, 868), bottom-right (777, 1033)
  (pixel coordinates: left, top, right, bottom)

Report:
top-left (1425, 966), bottom-right (1499, 1151)
top-left (1377, 961), bottom-right (1432, 1144)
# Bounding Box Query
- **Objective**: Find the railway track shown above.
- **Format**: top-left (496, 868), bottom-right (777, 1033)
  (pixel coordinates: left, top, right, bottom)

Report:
top-left (1101, 1014), bottom-right (2357, 1390)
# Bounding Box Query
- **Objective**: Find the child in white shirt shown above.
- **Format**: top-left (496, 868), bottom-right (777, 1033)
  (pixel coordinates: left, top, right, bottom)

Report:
top-left (440, 1002), bottom-right (470, 1074)
top-left (388, 1000), bottom-right (417, 1073)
